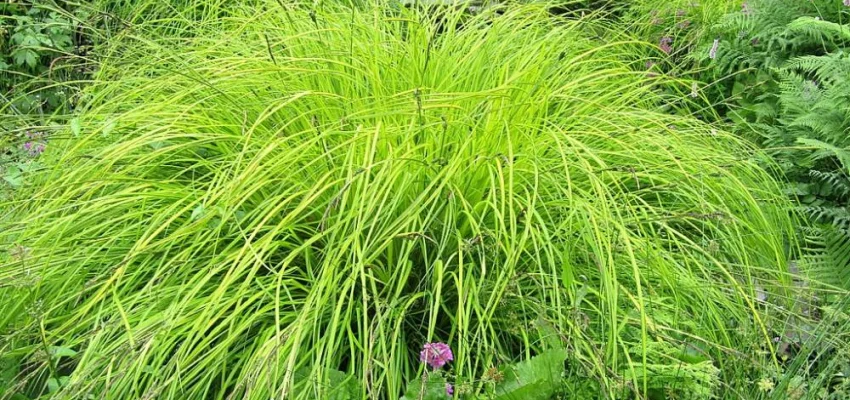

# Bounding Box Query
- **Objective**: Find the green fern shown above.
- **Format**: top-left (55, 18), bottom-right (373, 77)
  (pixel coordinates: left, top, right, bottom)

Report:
top-left (801, 226), bottom-right (850, 290)
top-left (786, 16), bottom-right (850, 44)
top-left (697, 0), bottom-right (850, 290)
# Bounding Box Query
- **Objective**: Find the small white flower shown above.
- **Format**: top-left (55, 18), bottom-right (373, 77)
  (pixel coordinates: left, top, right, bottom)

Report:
top-left (709, 39), bottom-right (720, 59)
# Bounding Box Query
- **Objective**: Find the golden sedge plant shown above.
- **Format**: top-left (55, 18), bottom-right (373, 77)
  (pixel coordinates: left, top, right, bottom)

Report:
top-left (1, 1), bottom-right (796, 399)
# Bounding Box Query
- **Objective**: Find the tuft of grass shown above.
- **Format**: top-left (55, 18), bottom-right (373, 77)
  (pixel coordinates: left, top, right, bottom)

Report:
top-left (1, 1), bottom-right (797, 399)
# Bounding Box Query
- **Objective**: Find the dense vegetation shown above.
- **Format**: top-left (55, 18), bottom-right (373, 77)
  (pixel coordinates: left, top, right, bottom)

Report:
top-left (690, 0), bottom-right (850, 292)
top-left (1, 1), bottom-right (848, 399)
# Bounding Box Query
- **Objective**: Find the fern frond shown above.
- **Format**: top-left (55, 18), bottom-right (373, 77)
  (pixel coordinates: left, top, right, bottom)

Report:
top-left (796, 138), bottom-right (850, 173)
top-left (800, 205), bottom-right (850, 230)
top-left (786, 16), bottom-right (850, 44)
top-left (785, 53), bottom-right (850, 87)
top-left (809, 170), bottom-right (850, 197)
top-left (803, 226), bottom-right (850, 290)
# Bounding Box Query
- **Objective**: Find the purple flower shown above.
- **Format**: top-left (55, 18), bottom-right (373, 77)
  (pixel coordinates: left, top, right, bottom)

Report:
top-left (446, 382), bottom-right (454, 397)
top-left (420, 342), bottom-right (453, 369)
top-left (659, 37), bottom-right (673, 54)
top-left (709, 39), bottom-right (720, 59)
top-left (677, 20), bottom-right (691, 29)
top-left (845, 0), bottom-right (850, 7)
top-left (676, 9), bottom-right (687, 17)
top-left (24, 142), bottom-right (46, 156)
top-left (742, 2), bottom-right (752, 15)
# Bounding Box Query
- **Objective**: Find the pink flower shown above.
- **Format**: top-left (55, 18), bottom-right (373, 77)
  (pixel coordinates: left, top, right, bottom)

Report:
top-left (420, 342), bottom-right (453, 369)
top-left (709, 39), bottom-right (720, 59)
top-left (446, 382), bottom-right (454, 396)
top-left (659, 37), bottom-right (673, 54)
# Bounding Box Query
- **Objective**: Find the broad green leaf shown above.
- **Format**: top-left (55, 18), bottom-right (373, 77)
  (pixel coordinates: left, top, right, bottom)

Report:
top-left (46, 376), bottom-right (69, 393)
top-left (11, 48), bottom-right (38, 68)
top-left (533, 316), bottom-right (563, 350)
top-left (70, 118), bottom-right (81, 136)
top-left (103, 119), bottom-right (116, 136)
top-left (3, 175), bottom-right (22, 188)
top-left (48, 346), bottom-right (78, 359)
top-left (10, 31), bottom-right (27, 45)
top-left (292, 367), bottom-right (361, 400)
top-left (400, 373), bottom-right (449, 400)
top-left (191, 205), bottom-right (206, 221)
top-left (731, 81), bottom-right (747, 98)
top-left (490, 348), bottom-right (567, 400)
top-left (3, 165), bottom-right (23, 188)
top-left (148, 141), bottom-right (168, 150)
top-left (0, 357), bottom-right (20, 389)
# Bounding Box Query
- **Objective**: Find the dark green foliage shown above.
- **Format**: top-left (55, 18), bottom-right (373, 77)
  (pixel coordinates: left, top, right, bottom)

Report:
top-left (694, 0), bottom-right (850, 290)
top-left (293, 366), bottom-right (364, 400)
top-left (487, 348), bottom-right (567, 400)
top-left (0, 1), bottom-right (93, 115)
top-left (400, 373), bottom-right (450, 400)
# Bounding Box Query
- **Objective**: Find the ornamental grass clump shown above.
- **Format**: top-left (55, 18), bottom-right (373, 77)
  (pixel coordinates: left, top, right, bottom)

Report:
top-left (1, 1), bottom-right (796, 399)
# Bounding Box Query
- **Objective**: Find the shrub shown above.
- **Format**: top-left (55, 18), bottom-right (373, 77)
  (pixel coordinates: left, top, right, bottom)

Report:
top-left (0, 1), bottom-right (95, 115)
top-left (1, 1), bottom-right (105, 202)
top-left (1, 2), bottom-right (796, 399)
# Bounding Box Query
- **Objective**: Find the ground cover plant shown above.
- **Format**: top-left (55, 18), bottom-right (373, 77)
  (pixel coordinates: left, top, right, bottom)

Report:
top-left (0, 0), bottom-right (836, 399)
